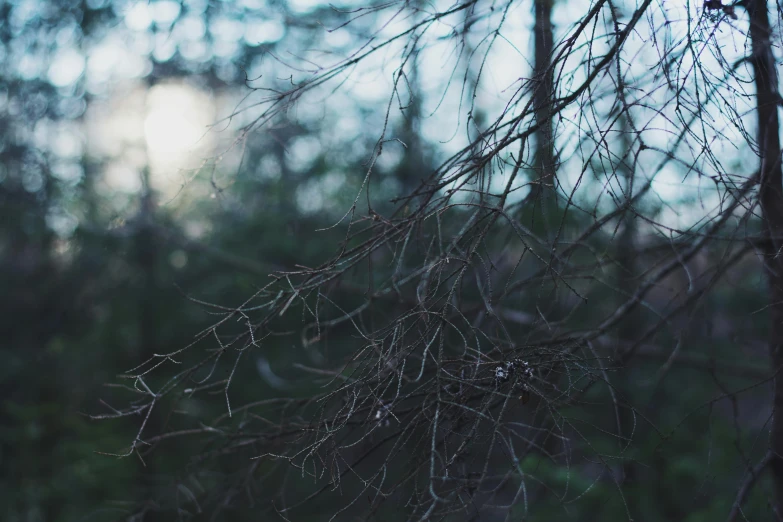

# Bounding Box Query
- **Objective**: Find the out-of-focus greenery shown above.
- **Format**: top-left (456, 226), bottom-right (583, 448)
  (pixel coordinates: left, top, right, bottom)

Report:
top-left (0, 0), bottom-right (778, 521)
top-left (0, 2), bottom-right (373, 519)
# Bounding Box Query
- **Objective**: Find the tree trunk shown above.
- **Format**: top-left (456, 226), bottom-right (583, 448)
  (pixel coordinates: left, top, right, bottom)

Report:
top-left (528, 0), bottom-right (563, 510)
top-left (532, 0), bottom-right (555, 203)
top-left (748, 0), bottom-right (783, 513)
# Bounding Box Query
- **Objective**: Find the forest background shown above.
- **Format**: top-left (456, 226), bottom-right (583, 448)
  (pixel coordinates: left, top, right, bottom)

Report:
top-left (2, 0), bottom-right (781, 521)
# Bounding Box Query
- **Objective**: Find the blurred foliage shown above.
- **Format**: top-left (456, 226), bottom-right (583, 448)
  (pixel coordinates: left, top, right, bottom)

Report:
top-left (0, 0), bottom-right (778, 521)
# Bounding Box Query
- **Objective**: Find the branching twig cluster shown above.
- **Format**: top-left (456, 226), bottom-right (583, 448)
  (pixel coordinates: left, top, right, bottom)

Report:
top-left (96, 1), bottom-right (781, 519)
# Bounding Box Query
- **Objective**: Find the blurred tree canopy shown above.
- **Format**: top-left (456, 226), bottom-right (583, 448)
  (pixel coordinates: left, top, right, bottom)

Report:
top-left (2, 0), bottom-right (783, 521)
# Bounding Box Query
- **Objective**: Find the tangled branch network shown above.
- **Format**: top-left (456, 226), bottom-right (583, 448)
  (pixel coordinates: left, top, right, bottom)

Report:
top-left (97, 1), bottom-right (778, 519)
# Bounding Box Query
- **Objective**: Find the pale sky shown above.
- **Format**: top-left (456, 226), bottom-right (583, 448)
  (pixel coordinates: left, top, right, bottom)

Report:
top-left (28, 0), bottom-right (768, 232)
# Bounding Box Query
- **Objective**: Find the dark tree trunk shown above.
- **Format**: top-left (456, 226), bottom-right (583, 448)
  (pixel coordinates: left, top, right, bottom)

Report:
top-left (748, 0), bottom-right (783, 513)
top-left (533, 0), bottom-right (555, 199)
top-left (399, 52), bottom-right (426, 196)
top-left (528, 0), bottom-right (563, 510)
